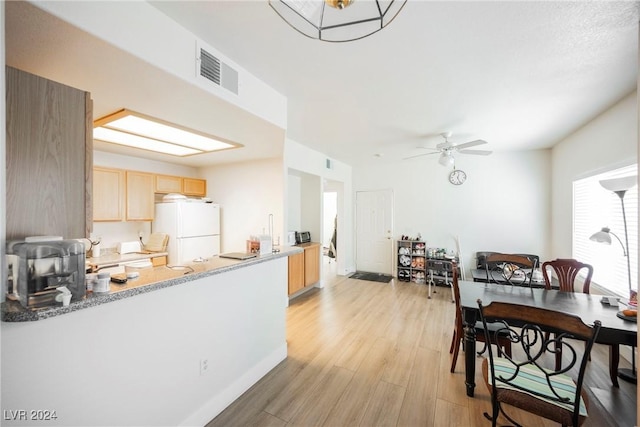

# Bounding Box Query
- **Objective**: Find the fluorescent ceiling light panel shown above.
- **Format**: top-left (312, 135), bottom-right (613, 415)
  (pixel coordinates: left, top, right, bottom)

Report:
top-left (93, 109), bottom-right (239, 157)
top-left (93, 127), bottom-right (201, 156)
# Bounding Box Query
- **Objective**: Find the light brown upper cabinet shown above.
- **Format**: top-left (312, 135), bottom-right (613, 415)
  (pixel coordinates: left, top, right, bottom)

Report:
top-left (183, 178), bottom-right (206, 197)
top-left (126, 171), bottom-right (155, 221)
top-left (6, 66), bottom-right (93, 240)
top-left (93, 167), bottom-right (125, 221)
top-left (155, 174), bottom-right (183, 194)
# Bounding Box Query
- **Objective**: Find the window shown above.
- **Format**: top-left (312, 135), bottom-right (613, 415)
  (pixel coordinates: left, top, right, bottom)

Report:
top-left (573, 165), bottom-right (637, 297)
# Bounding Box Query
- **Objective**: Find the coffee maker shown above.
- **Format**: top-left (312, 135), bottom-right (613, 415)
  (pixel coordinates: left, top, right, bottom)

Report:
top-left (8, 239), bottom-right (86, 309)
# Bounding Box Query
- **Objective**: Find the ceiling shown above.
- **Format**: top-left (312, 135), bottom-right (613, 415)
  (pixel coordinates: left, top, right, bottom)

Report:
top-left (5, 1), bottom-right (639, 167)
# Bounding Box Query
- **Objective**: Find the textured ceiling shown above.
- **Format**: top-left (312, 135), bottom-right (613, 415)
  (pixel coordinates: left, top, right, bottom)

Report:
top-left (5, 1), bottom-right (639, 167)
top-left (150, 0), bottom-right (639, 164)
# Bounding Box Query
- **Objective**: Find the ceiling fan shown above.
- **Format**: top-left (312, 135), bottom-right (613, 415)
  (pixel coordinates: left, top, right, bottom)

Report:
top-left (404, 132), bottom-right (492, 166)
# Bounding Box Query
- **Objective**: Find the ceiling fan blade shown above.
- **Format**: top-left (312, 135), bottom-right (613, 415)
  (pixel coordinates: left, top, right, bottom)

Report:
top-left (458, 149), bottom-right (492, 156)
top-left (403, 152), bottom-right (440, 160)
top-left (454, 139), bottom-right (488, 150)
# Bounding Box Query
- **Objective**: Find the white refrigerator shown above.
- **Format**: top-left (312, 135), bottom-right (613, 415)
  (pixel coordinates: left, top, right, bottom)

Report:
top-left (153, 202), bottom-right (220, 265)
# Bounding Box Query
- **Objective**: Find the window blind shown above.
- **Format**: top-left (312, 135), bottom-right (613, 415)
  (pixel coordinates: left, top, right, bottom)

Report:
top-left (573, 165), bottom-right (637, 297)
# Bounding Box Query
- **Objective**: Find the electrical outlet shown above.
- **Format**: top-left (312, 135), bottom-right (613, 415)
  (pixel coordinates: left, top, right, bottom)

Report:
top-left (200, 358), bottom-right (209, 376)
top-left (138, 231), bottom-right (143, 238)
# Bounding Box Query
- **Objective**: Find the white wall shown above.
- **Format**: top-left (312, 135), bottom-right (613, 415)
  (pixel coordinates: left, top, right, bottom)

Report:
top-left (287, 174), bottom-right (302, 232)
top-left (352, 149), bottom-right (551, 276)
top-left (1, 259), bottom-right (288, 427)
top-left (32, 1), bottom-right (286, 129)
top-left (284, 139), bottom-right (354, 275)
top-left (200, 158), bottom-right (285, 253)
top-left (92, 151), bottom-right (200, 250)
top-left (551, 91), bottom-right (638, 258)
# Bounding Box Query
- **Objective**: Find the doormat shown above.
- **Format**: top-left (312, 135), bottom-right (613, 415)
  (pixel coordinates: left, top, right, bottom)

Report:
top-left (349, 271), bottom-right (393, 283)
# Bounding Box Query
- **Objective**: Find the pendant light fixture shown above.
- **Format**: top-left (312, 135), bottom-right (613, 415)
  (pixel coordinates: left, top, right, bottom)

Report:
top-left (269, 0), bottom-right (407, 42)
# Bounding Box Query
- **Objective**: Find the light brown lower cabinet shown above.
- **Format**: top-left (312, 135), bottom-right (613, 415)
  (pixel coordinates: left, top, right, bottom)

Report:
top-left (303, 243), bottom-right (321, 286)
top-left (288, 252), bottom-right (305, 295)
top-left (150, 256), bottom-right (167, 267)
top-left (288, 242), bottom-right (321, 295)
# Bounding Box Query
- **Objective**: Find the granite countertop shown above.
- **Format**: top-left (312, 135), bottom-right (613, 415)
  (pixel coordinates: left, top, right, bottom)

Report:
top-left (2, 247), bottom-right (302, 322)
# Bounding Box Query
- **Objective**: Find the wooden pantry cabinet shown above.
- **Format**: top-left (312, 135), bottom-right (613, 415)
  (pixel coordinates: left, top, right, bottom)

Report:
top-left (6, 66), bottom-right (93, 239)
top-left (288, 242), bottom-right (321, 296)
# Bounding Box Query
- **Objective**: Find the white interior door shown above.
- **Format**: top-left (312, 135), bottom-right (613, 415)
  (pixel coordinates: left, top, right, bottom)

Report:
top-left (356, 190), bottom-right (393, 274)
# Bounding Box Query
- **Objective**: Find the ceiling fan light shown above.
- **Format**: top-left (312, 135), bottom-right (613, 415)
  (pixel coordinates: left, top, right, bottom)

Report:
top-left (438, 152), bottom-right (454, 167)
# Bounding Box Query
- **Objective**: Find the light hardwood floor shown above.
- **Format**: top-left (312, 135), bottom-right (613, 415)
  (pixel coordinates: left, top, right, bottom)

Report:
top-left (207, 268), bottom-right (638, 427)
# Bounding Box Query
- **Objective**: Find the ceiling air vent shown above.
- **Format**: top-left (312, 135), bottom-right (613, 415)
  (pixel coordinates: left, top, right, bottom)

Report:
top-left (200, 48), bottom-right (221, 85)
top-left (196, 42), bottom-right (239, 95)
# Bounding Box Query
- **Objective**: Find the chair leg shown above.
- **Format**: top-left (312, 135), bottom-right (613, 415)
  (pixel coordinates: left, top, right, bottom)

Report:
top-left (555, 338), bottom-right (563, 371)
top-left (610, 344), bottom-right (620, 387)
top-left (450, 332), bottom-right (461, 373)
top-left (449, 331), bottom-right (456, 354)
top-left (503, 340), bottom-right (512, 358)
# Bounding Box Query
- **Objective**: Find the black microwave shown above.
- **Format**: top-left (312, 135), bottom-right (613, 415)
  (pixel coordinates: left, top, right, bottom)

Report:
top-left (295, 231), bottom-right (311, 244)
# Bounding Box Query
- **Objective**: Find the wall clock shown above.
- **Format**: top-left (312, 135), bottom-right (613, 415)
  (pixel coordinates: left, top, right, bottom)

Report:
top-left (449, 169), bottom-right (467, 185)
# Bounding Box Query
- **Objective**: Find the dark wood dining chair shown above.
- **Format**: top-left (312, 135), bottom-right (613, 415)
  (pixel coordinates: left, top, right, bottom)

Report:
top-left (540, 258), bottom-right (618, 384)
top-left (449, 262), bottom-right (512, 373)
top-left (478, 300), bottom-right (601, 427)
top-left (541, 258), bottom-right (593, 293)
top-left (484, 253), bottom-right (538, 286)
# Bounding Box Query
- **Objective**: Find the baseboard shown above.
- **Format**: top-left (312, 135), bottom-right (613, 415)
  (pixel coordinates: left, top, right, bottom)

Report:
top-left (179, 343), bottom-right (288, 427)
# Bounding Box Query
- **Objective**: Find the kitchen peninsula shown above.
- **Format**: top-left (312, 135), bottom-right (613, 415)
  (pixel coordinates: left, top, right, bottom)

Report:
top-left (1, 248), bottom-right (301, 426)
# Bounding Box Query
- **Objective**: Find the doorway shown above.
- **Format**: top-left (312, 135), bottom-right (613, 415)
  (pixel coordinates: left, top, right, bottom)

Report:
top-left (355, 189), bottom-right (394, 275)
top-left (323, 180), bottom-right (343, 281)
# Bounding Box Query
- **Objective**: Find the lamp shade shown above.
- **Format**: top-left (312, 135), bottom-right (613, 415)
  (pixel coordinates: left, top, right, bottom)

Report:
top-left (589, 227), bottom-right (612, 244)
top-left (599, 175), bottom-right (637, 192)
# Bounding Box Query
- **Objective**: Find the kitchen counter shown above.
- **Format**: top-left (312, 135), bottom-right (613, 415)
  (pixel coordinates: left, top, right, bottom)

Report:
top-left (2, 246), bottom-right (302, 322)
top-left (2, 244), bottom-right (298, 426)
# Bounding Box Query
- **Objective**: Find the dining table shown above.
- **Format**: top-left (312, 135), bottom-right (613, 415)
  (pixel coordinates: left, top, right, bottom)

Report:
top-left (458, 280), bottom-right (638, 397)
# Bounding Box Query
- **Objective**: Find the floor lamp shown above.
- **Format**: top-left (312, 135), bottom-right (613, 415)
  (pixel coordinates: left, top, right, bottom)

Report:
top-left (589, 174), bottom-right (637, 384)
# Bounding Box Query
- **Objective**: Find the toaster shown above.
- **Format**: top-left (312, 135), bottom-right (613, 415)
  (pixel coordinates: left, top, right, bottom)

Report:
top-left (295, 231), bottom-right (311, 244)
